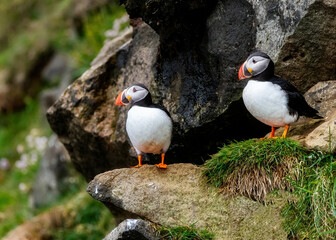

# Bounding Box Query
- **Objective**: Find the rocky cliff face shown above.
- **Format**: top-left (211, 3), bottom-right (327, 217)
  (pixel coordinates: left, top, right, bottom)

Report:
top-left (45, 0), bottom-right (336, 238)
top-left (87, 164), bottom-right (289, 240)
top-left (47, 0), bottom-right (336, 181)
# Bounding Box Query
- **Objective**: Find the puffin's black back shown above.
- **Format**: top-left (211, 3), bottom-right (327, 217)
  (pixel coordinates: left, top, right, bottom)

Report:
top-left (269, 76), bottom-right (321, 118)
top-left (251, 54), bottom-right (321, 119)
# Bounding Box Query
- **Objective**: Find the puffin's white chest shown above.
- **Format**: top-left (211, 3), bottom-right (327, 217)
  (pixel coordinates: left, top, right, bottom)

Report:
top-left (242, 80), bottom-right (298, 127)
top-left (126, 106), bottom-right (172, 154)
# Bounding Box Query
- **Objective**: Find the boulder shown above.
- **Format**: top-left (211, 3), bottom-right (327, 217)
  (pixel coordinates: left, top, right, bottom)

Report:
top-left (304, 80), bottom-right (336, 118)
top-left (87, 164), bottom-right (288, 240)
top-left (47, 0), bottom-right (336, 181)
top-left (103, 219), bottom-right (158, 240)
top-left (304, 112), bottom-right (336, 152)
top-left (275, 1), bottom-right (336, 92)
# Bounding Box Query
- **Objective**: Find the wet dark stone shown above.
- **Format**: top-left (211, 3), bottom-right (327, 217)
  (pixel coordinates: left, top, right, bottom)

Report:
top-left (103, 219), bottom-right (158, 240)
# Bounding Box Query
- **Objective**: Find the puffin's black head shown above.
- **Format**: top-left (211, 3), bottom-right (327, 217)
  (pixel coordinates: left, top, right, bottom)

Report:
top-left (238, 52), bottom-right (274, 80)
top-left (115, 84), bottom-right (151, 106)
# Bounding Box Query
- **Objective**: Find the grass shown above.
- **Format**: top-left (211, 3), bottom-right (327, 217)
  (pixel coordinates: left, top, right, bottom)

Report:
top-left (203, 138), bottom-right (336, 238)
top-left (159, 223), bottom-right (214, 240)
top-left (203, 138), bottom-right (307, 201)
top-left (282, 150), bottom-right (336, 239)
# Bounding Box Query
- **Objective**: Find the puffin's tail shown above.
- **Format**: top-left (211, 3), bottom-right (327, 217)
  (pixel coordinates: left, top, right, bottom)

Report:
top-left (302, 105), bottom-right (323, 119)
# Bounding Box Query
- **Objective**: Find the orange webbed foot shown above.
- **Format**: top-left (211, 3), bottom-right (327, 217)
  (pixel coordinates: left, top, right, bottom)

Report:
top-left (261, 127), bottom-right (277, 140)
top-left (155, 163), bottom-right (167, 169)
top-left (131, 155), bottom-right (144, 168)
top-left (131, 164), bottom-right (142, 168)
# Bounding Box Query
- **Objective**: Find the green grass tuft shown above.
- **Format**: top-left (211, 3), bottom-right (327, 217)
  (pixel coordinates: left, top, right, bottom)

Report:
top-left (203, 138), bottom-right (308, 201)
top-left (282, 151), bottom-right (336, 239)
top-left (159, 223), bottom-right (214, 240)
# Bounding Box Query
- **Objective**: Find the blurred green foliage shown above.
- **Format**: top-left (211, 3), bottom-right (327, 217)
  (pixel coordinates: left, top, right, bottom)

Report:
top-left (52, 195), bottom-right (116, 240)
top-left (0, 99), bottom-right (45, 160)
top-left (0, 0), bottom-right (126, 238)
top-left (0, 0), bottom-right (127, 77)
top-left (55, 4), bottom-right (126, 78)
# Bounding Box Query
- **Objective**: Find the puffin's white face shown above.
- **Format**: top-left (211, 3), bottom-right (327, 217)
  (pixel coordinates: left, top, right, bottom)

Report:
top-left (239, 55), bottom-right (271, 80)
top-left (115, 85), bottom-right (149, 105)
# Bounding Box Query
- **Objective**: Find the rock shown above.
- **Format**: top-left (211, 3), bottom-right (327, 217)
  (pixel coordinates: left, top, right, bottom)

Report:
top-left (303, 80), bottom-right (336, 152)
top-left (47, 28), bottom-right (135, 181)
top-left (275, 1), bottom-right (336, 92)
top-left (105, 14), bottom-right (130, 39)
top-left (87, 164), bottom-right (288, 240)
top-left (47, 0), bottom-right (336, 181)
top-left (304, 80), bottom-right (336, 118)
top-left (103, 219), bottom-right (158, 240)
top-left (30, 134), bottom-right (70, 208)
top-left (304, 112), bottom-right (336, 152)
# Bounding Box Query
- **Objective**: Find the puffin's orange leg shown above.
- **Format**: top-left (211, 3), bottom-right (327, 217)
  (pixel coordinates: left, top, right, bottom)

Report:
top-left (131, 155), bottom-right (143, 168)
top-left (260, 127), bottom-right (277, 139)
top-left (156, 153), bottom-right (167, 169)
top-left (281, 124), bottom-right (290, 138)
top-left (267, 127), bottom-right (278, 139)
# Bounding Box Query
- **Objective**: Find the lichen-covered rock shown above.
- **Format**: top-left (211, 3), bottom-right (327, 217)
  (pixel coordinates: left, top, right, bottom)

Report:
top-left (47, 28), bottom-right (135, 181)
top-left (47, 0), bottom-right (336, 181)
top-left (305, 80), bottom-right (336, 118)
top-left (304, 112), bottom-right (336, 152)
top-left (103, 219), bottom-right (158, 240)
top-left (275, 1), bottom-right (336, 92)
top-left (87, 164), bottom-right (288, 240)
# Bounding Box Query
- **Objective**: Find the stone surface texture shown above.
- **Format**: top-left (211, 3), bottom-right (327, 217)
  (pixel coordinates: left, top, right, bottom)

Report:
top-left (87, 164), bottom-right (288, 240)
top-left (47, 0), bottom-right (336, 181)
top-left (103, 219), bottom-right (158, 240)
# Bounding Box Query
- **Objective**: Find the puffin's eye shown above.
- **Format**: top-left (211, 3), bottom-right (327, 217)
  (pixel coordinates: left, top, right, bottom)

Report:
top-left (252, 59), bottom-right (257, 64)
top-left (133, 88), bottom-right (137, 93)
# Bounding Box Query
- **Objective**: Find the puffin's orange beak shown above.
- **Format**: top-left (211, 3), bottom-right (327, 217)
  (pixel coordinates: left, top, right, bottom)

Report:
top-left (238, 62), bottom-right (247, 80)
top-left (115, 90), bottom-right (125, 105)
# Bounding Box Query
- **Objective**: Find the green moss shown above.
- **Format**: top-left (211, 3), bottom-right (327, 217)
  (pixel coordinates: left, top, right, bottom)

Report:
top-left (203, 138), bottom-right (307, 201)
top-left (160, 223), bottom-right (215, 240)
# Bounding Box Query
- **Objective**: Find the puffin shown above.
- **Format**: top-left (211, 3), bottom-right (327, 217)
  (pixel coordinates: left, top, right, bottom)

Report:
top-left (238, 52), bottom-right (321, 138)
top-left (115, 84), bottom-right (173, 169)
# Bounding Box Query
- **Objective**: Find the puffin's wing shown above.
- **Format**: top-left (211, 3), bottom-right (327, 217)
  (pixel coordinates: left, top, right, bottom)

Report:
top-left (150, 103), bottom-right (172, 118)
top-left (271, 77), bottom-right (322, 118)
